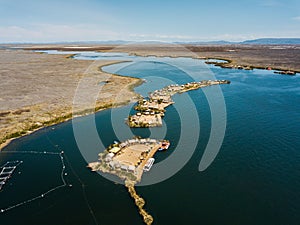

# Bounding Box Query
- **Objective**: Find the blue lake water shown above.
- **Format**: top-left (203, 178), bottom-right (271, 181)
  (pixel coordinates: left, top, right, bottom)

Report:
top-left (0, 52), bottom-right (299, 225)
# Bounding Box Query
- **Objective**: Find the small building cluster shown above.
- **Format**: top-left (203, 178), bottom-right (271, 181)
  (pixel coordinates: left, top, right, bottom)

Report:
top-left (103, 138), bottom-right (161, 175)
top-left (126, 80), bottom-right (230, 128)
top-left (128, 113), bottom-right (163, 127)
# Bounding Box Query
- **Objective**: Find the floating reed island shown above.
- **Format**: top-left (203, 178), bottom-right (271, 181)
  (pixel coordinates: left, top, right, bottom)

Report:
top-left (88, 80), bottom-right (229, 224)
top-left (88, 137), bottom-right (170, 225)
top-left (88, 137), bottom-right (170, 182)
top-left (127, 80), bottom-right (231, 127)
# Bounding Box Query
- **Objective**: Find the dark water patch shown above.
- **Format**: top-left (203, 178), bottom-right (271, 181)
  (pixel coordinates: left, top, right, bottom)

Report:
top-left (1, 54), bottom-right (300, 225)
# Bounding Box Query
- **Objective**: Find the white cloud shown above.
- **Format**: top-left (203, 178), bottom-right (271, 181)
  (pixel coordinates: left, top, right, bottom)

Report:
top-left (128, 33), bottom-right (264, 42)
top-left (1, 24), bottom-right (299, 43)
top-left (0, 26), bottom-right (43, 40)
top-left (0, 24), bottom-right (121, 43)
top-left (293, 16), bottom-right (300, 21)
top-left (129, 33), bottom-right (196, 41)
top-left (209, 34), bottom-right (260, 42)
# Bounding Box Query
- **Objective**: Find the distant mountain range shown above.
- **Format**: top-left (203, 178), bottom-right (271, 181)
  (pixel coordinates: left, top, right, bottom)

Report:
top-left (79, 38), bottom-right (300, 45)
top-left (241, 38), bottom-right (300, 45)
top-left (2, 38), bottom-right (300, 45)
top-left (176, 38), bottom-right (300, 45)
top-left (52, 38), bottom-right (300, 45)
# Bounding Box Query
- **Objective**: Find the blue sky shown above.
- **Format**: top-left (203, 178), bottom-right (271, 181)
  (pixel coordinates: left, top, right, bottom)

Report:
top-left (0, 0), bottom-right (300, 43)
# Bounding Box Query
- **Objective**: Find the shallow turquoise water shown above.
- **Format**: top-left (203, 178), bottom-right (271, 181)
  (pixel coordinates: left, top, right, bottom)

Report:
top-left (0, 53), bottom-right (299, 225)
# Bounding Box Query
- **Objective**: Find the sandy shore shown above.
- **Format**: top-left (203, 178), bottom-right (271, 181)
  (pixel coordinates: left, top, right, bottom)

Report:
top-left (0, 49), bottom-right (143, 150)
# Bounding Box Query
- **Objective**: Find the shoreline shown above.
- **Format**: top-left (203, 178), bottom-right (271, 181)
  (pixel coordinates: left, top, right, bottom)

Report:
top-left (129, 52), bottom-right (299, 74)
top-left (0, 57), bottom-right (144, 151)
top-left (0, 99), bottom-right (140, 151)
top-left (202, 57), bottom-right (299, 74)
top-left (1, 46), bottom-right (298, 151)
top-left (20, 44), bottom-right (300, 74)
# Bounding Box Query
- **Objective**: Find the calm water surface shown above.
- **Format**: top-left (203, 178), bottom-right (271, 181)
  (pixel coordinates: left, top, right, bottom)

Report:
top-left (0, 52), bottom-right (299, 225)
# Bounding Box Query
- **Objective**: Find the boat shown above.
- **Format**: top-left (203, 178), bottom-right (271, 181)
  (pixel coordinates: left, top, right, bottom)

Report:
top-left (143, 158), bottom-right (155, 172)
top-left (158, 141), bottom-right (170, 151)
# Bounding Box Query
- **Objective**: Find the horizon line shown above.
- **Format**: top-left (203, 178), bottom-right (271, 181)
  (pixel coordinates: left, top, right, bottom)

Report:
top-left (1, 37), bottom-right (300, 45)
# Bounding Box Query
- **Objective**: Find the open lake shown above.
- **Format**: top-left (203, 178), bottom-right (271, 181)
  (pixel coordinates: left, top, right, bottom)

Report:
top-left (0, 51), bottom-right (299, 225)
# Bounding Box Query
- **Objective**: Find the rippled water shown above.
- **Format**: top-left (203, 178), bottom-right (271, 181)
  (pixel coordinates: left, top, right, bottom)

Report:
top-left (0, 52), bottom-right (299, 225)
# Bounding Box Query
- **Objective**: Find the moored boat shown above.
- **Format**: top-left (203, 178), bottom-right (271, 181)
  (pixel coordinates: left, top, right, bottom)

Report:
top-left (143, 158), bottom-right (155, 172)
top-left (158, 141), bottom-right (170, 151)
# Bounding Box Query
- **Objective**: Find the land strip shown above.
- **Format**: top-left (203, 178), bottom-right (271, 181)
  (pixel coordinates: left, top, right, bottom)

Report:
top-left (0, 49), bottom-right (142, 150)
top-left (1, 43), bottom-right (299, 149)
top-left (12, 43), bottom-right (300, 72)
